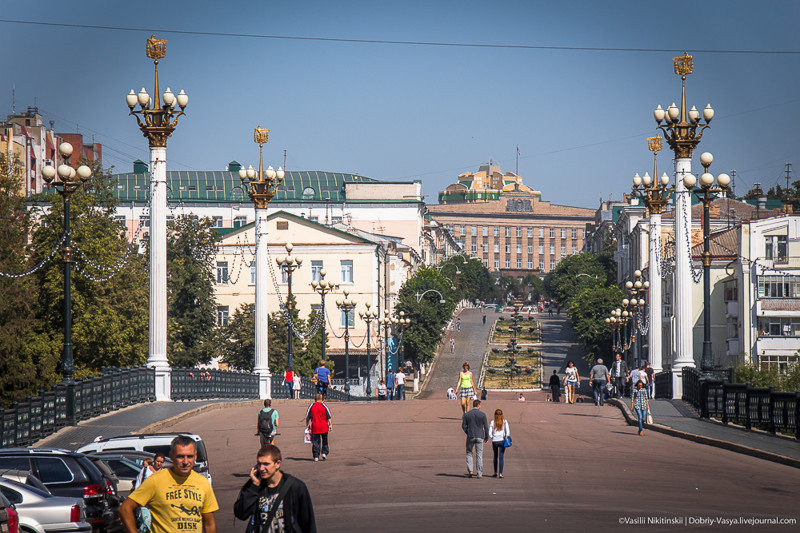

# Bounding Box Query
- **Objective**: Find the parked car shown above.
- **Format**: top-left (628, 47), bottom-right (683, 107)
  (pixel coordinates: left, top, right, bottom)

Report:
top-left (0, 450), bottom-right (119, 533)
top-left (0, 489), bottom-right (19, 533)
top-left (76, 434), bottom-right (211, 483)
top-left (0, 472), bottom-right (49, 495)
top-left (0, 477), bottom-right (91, 533)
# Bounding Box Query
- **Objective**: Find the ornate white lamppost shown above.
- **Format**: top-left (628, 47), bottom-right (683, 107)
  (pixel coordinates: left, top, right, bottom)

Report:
top-left (239, 127), bottom-right (284, 398)
top-left (126, 35), bottom-right (188, 400)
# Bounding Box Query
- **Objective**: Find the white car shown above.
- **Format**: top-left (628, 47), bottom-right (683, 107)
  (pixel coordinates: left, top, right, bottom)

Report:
top-left (76, 434), bottom-right (211, 484)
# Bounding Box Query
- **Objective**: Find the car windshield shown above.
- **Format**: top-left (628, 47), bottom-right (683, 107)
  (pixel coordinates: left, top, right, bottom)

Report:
top-left (2, 478), bottom-right (51, 498)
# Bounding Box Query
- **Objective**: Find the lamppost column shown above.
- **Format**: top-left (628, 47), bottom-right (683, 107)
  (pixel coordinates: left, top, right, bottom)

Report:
top-left (701, 194), bottom-right (712, 370)
top-left (254, 207), bottom-right (271, 398)
top-left (673, 158), bottom-right (696, 374)
top-left (649, 213), bottom-right (663, 373)
top-left (148, 144), bottom-right (171, 401)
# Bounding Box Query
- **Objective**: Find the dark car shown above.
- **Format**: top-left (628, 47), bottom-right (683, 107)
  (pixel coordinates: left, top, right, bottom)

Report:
top-left (0, 450), bottom-right (118, 533)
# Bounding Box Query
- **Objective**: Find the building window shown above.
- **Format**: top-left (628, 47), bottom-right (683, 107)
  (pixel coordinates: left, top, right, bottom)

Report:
top-left (471, 242), bottom-right (477, 253)
top-left (494, 259), bottom-right (500, 270)
top-left (341, 260), bottom-right (354, 284)
top-left (561, 244), bottom-right (567, 256)
top-left (212, 216), bottom-right (223, 228)
top-left (250, 265), bottom-right (256, 285)
top-left (539, 260), bottom-right (544, 270)
top-left (516, 228), bottom-right (522, 238)
top-left (572, 228), bottom-right (578, 239)
top-left (516, 244), bottom-right (522, 254)
top-left (141, 216), bottom-right (150, 228)
top-left (505, 227), bottom-right (510, 237)
top-left (494, 227), bottom-right (499, 237)
top-left (233, 216), bottom-right (247, 228)
top-left (115, 215), bottom-right (126, 225)
top-left (758, 275), bottom-right (800, 298)
top-left (482, 226), bottom-right (488, 237)
top-left (549, 228), bottom-right (555, 239)
top-left (341, 308), bottom-right (355, 327)
top-left (550, 260), bottom-right (556, 270)
top-left (561, 228), bottom-right (566, 239)
top-left (505, 258), bottom-right (511, 268)
top-left (528, 244), bottom-right (533, 254)
top-left (765, 235), bottom-right (788, 262)
top-left (759, 354), bottom-right (799, 373)
top-left (516, 258), bottom-right (522, 268)
top-left (550, 244), bottom-right (555, 255)
top-left (505, 243), bottom-right (511, 253)
top-left (494, 243), bottom-right (499, 253)
top-left (216, 262), bottom-right (229, 284)
top-left (471, 226), bottom-right (477, 237)
top-left (482, 243), bottom-right (488, 253)
top-left (216, 306), bottom-right (230, 326)
top-left (539, 244), bottom-right (544, 254)
top-left (527, 228), bottom-right (533, 238)
top-left (528, 259), bottom-right (533, 269)
top-left (460, 225), bottom-right (465, 236)
top-left (572, 245), bottom-right (578, 254)
top-left (757, 317), bottom-right (800, 337)
top-left (311, 260), bottom-right (323, 282)
top-left (539, 228), bottom-right (544, 238)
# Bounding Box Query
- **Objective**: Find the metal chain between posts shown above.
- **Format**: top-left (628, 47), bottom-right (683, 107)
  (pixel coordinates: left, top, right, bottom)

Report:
top-left (679, 196), bottom-right (703, 283)
top-left (0, 232), bottom-right (68, 278)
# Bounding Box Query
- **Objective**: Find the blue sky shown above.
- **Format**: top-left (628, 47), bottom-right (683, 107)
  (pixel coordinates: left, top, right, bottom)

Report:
top-left (2, 1), bottom-right (800, 208)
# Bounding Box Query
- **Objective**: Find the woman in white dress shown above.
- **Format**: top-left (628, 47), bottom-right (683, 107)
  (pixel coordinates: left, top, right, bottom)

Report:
top-left (292, 372), bottom-right (301, 399)
top-left (563, 360), bottom-right (580, 404)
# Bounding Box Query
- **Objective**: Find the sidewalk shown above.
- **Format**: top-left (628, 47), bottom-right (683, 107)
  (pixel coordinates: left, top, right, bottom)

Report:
top-left (611, 397), bottom-right (800, 468)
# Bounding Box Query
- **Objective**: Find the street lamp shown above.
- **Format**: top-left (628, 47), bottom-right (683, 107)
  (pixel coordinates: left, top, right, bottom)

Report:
top-left (631, 136), bottom-right (671, 373)
top-left (391, 311), bottom-right (411, 373)
top-left (239, 126), bottom-right (285, 398)
top-left (379, 316), bottom-right (395, 380)
top-left (41, 143), bottom-right (92, 425)
top-left (311, 269), bottom-right (338, 363)
top-left (654, 51), bottom-right (714, 382)
top-left (623, 271), bottom-right (649, 366)
top-left (126, 35), bottom-right (189, 400)
top-left (416, 289), bottom-right (447, 304)
top-left (682, 152), bottom-right (730, 371)
top-left (336, 289), bottom-right (358, 398)
top-left (276, 243), bottom-right (302, 369)
top-left (359, 303), bottom-right (379, 397)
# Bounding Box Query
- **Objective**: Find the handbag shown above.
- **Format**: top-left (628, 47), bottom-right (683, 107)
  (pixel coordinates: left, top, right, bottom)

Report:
top-left (503, 435), bottom-right (512, 448)
top-left (303, 428), bottom-right (312, 444)
top-left (646, 410), bottom-right (653, 425)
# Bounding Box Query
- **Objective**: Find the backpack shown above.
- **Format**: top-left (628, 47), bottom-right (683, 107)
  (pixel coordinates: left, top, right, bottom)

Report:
top-left (258, 408), bottom-right (275, 434)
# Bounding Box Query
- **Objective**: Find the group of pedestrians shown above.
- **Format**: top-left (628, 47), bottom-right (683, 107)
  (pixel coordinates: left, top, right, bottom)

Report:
top-left (461, 399), bottom-right (512, 479)
top-left (120, 434), bottom-right (318, 533)
top-left (282, 367), bottom-right (303, 399)
top-left (377, 368), bottom-right (407, 400)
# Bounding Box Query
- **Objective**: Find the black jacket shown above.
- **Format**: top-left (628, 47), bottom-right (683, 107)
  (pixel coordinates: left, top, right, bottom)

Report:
top-left (233, 473), bottom-right (316, 533)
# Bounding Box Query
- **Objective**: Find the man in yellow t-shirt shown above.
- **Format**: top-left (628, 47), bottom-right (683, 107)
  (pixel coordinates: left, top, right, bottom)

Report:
top-left (120, 436), bottom-right (218, 533)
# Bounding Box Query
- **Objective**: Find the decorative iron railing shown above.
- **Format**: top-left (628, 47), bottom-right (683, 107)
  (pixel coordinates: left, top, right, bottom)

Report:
top-left (171, 367), bottom-right (258, 401)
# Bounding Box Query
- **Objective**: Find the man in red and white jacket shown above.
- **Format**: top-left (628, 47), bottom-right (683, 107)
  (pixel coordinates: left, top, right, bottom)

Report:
top-left (305, 394), bottom-right (332, 462)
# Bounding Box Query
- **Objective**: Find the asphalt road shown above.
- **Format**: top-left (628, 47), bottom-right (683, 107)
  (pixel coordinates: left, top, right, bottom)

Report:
top-left (163, 397), bottom-right (800, 533)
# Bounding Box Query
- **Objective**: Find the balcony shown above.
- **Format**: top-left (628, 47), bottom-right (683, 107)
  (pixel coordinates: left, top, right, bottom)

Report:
top-left (755, 335), bottom-right (800, 355)
top-left (755, 298), bottom-right (800, 317)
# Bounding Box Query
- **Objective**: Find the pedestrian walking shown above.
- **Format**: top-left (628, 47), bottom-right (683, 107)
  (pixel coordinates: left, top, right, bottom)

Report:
top-left (456, 318), bottom-right (461, 331)
top-left (644, 362), bottom-right (655, 399)
top-left (293, 372), bottom-right (302, 399)
top-left (283, 367), bottom-right (294, 399)
top-left (233, 444), bottom-right (316, 532)
top-left (256, 399), bottom-right (279, 447)
top-left (305, 394), bottom-right (332, 461)
top-left (631, 380), bottom-right (650, 436)
top-left (313, 360), bottom-right (331, 399)
top-left (588, 358), bottom-right (610, 406)
top-left (455, 362), bottom-right (475, 414)
top-left (462, 399), bottom-right (489, 478)
top-left (450, 338), bottom-right (455, 353)
top-left (377, 380), bottom-right (387, 400)
top-left (488, 409), bottom-right (510, 478)
top-left (563, 360), bottom-right (580, 404)
top-left (482, 313), bottom-right (487, 325)
top-left (386, 369), bottom-right (396, 401)
top-left (395, 367), bottom-right (407, 400)
top-left (548, 369), bottom-right (561, 402)
top-left (120, 436), bottom-right (219, 533)
top-left (610, 353), bottom-right (629, 399)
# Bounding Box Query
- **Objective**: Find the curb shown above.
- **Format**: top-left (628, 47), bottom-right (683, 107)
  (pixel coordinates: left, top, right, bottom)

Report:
top-left (135, 400), bottom-right (260, 435)
top-left (606, 398), bottom-right (800, 470)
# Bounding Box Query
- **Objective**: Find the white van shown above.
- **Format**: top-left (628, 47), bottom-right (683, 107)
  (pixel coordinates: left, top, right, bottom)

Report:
top-left (76, 433), bottom-right (212, 484)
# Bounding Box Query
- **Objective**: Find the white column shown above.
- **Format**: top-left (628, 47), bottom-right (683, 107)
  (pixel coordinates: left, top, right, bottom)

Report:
top-left (254, 207), bottom-right (272, 399)
top-left (673, 157), bottom-right (695, 398)
top-left (148, 146), bottom-right (171, 400)
top-left (649, 213), bottom-right (663, 373)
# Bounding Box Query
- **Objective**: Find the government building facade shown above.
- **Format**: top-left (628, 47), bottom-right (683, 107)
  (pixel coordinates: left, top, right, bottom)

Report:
top-left (426, 163), bottom-right (595, 276)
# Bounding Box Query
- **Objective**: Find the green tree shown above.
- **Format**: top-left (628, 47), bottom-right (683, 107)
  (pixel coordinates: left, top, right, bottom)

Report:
top-left (165, 215), bottom-right (219, 367)
top-left (544, 252), bottom-right (609, 306)
top-left (267, 295), bottom-right (307, 374)
top-left (301, 308), bottom-right (329, 378)
top-left (30, 159), bottom-right (149, 377)
top-left (396, 266), bottom-right (456, 364)
top-left (567, 284), bottom-right (625, 365)
top-left (214, 303), bottom-right (255, 371)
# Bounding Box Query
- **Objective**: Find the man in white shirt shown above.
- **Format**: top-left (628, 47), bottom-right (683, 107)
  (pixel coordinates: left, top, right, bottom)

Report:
top-left (395, 368), bottom-right (406, 400)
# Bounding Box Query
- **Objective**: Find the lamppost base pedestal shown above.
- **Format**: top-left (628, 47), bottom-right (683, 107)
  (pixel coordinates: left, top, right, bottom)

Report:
top-left (151, 366), bottom-right (172, 401)
top-left (257, 370), bottom-right (272, 399)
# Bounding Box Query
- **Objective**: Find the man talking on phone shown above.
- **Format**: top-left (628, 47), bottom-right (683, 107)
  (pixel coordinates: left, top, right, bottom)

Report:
top-left (234, 444), bottom-right (316, 532)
